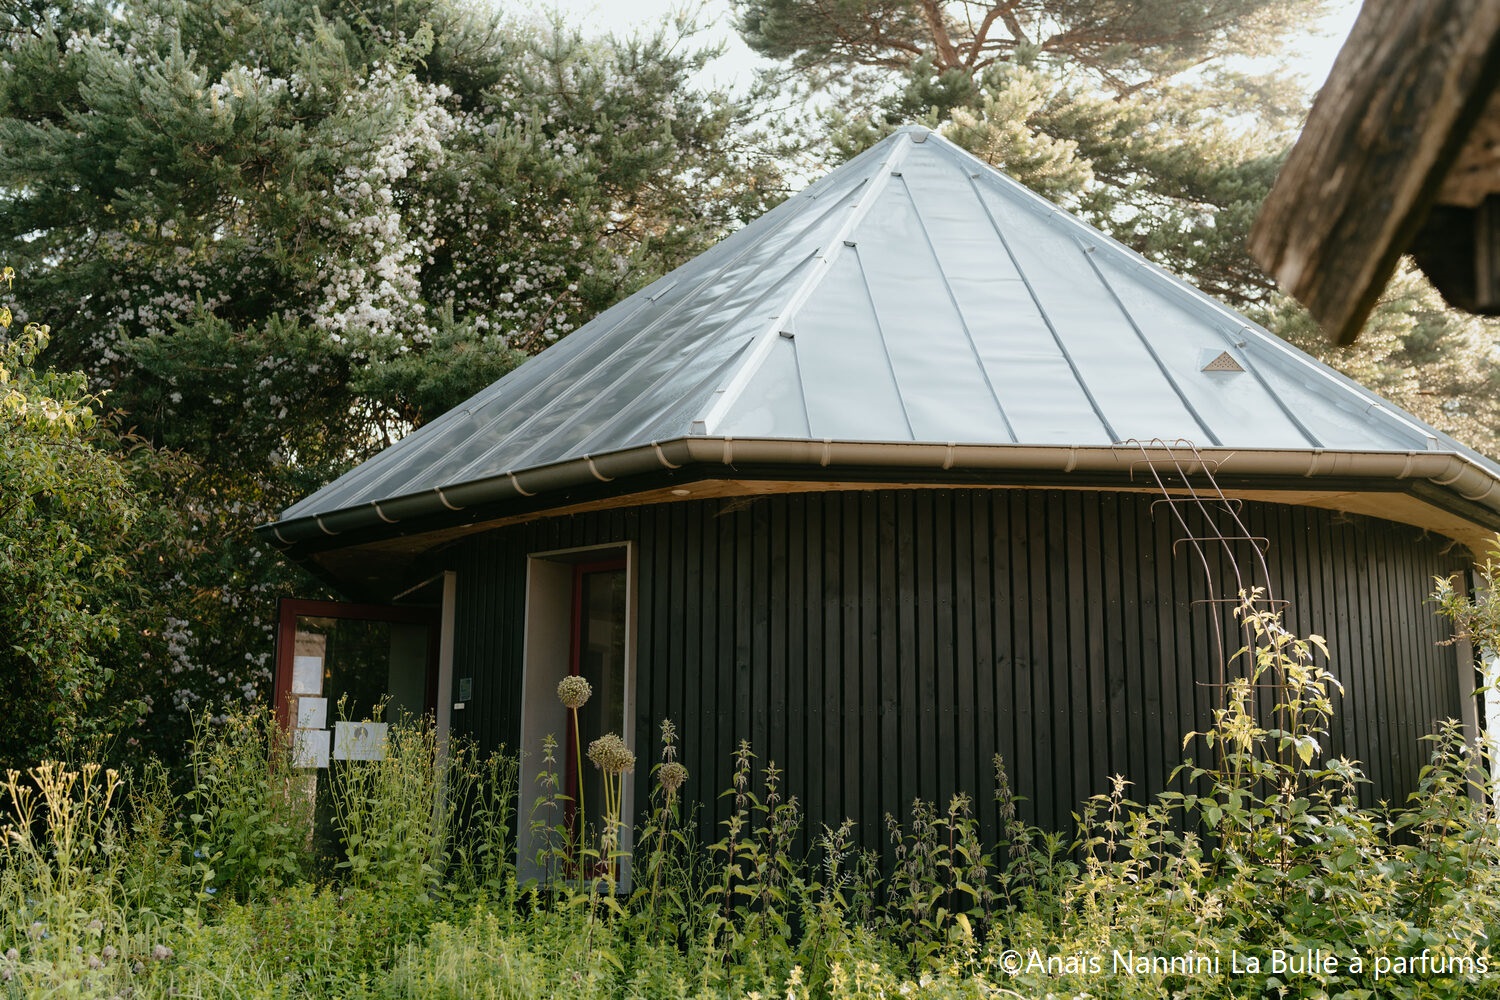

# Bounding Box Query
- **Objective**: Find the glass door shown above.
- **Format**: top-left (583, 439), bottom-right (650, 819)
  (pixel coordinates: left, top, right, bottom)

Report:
top-left (566, 559), bottom-right (629, 831)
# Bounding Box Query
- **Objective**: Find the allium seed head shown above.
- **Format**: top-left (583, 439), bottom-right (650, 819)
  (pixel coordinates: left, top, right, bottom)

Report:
top-left (587, 733), bottom-right (636, 775)
top-left (657, 761), bottom-right (687, 794)
top-left (557, 675), bottom-right (592, 709)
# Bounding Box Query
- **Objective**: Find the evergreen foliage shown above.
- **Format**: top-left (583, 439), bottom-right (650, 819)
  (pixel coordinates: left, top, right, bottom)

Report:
top-left (0, 0), bottom-right (785, 756)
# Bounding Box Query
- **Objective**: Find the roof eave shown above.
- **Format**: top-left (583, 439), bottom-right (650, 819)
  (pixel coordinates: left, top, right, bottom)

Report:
top-left (255, 436), bottom-right (1500, 555)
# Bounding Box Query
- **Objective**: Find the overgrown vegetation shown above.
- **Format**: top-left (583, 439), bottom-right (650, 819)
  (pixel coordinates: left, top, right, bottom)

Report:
top-left (3, 594), bottom-right (1499, 998)
top-left (0, 268), bottom-right (201, 767)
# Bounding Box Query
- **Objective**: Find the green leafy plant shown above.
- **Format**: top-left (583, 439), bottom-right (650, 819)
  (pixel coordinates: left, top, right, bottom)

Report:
top-left (186, 709), bottom-right (311, 901)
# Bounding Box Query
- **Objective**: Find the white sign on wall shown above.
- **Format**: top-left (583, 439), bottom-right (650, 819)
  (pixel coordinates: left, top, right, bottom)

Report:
top-left (292, 655), bottom-right (324, 695)
top-left (296, 696), bottom-right (328, 730)
top-left (332, 721), bottom-right (388, 761)
top-left (291, 728), bottom-right (331, 769)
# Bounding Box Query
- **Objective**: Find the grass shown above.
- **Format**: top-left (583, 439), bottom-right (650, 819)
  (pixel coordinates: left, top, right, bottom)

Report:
top-left (3, 598), bottom-right (1500, 998)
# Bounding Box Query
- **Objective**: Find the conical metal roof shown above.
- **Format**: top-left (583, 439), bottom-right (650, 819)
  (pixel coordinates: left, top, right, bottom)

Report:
top-left (265, 127), bottom-right (1500, 550)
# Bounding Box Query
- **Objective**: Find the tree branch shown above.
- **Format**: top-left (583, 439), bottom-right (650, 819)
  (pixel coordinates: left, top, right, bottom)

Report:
top-left (962, 3), bottom-right (1004, 70)
top-left (917, 0), bottom-right (961, 70)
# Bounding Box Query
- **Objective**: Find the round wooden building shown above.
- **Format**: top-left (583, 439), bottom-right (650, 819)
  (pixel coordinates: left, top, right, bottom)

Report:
top-left (260, 127), bottom-right (1500, 870)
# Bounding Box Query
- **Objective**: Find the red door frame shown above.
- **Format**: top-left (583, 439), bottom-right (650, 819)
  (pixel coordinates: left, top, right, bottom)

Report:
top-left (273, 598), bottom-right (442, 730)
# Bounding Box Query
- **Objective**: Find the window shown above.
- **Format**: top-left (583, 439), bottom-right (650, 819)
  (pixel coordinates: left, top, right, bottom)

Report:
top-left (272, 599), bottom-right (440, 763)
top-left (519, 544), bottom-right (636, 884)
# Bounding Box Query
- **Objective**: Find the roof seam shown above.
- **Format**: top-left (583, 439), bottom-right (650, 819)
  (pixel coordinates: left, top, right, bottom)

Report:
top-left (961, 168), bottom-right (1120, 443)
top-left (1078, 238), bottom-right (1222, 447)
top-left (896, 172), bottom-right (1020, 444)
top-left (322, 290), bottom-right (662, 512)
top-left (1236, 331), bottom-right (1435, 450)
top-left (518, 247), bottom-right (824, 465)
top-left (924, 123), bottom-right (1440, 455)
top-left (449, 194), bottom-right (860, 487)
top-left (327, 150), bottom-right (901, 511)
top-left (697, 136), bottom-right (915, 435)
top-left (787, 327), bottom-right (815, 439)
top-left (1217, 324), bottom-right (1327, 448)
top-left (851, 245), bottom-right (918, 440)
top-left (506, 176), bottom-right (878, 468)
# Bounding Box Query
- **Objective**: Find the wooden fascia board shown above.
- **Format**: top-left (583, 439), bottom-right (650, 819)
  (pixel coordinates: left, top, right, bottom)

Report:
top-left (300, 477), bottom-right (1499, 605)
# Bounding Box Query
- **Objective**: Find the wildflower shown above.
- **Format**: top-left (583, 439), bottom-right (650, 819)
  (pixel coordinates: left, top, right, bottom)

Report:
top-left (4, 948), bottom-right (16, 961)
top-left (102, 946), bottom-right (117, 961)
top-left (87, 918), bottom-right (102, 935)
top-left (659, 718), bottom-right (678, 763)
top-left (557, 675), bottom-right (591, 709)
top-left (151, 944), bottom-right (172, 961)
top-left (89, 955), bottom-right (101, 970)
top-left (657, 761), bottom-right (687, 794)
top-left (587, 733), bottom-right (635, 775)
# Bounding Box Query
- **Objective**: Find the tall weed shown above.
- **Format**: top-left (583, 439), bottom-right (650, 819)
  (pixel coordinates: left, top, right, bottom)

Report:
top-left (187, 709), bottom-right (310, 899)
top-left (7, 590), bottom-right (1500, 998)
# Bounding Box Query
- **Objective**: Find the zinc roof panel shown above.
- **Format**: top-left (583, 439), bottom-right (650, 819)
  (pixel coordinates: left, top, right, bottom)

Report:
top-left (276, 127), bottom-right (1500, 529)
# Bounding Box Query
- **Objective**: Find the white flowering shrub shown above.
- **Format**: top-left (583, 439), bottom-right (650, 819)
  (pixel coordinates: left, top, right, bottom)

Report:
top-left (0, 0), bottom-right (784, 759)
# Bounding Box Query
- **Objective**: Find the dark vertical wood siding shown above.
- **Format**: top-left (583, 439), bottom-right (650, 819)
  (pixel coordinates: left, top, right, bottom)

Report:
top-left (447, 490), bottom-right (1468, 855)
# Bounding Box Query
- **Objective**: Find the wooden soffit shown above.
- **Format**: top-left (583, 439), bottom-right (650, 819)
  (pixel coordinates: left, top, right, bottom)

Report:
top-left (307, 477), bottom-right (1496, 605)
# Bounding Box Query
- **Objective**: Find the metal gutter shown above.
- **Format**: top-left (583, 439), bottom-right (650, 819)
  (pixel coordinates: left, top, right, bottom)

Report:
top-left (256, 435), bottom-right (1500, 551)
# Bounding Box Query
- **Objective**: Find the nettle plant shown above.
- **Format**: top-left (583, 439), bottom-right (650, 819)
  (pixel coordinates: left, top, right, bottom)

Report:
top-left (506, 589), bottom-right (1500, 998)
top-left (1019, 592), bottom-right (1500, 998)
top-left (6, 589), bottom-right (1500, 996)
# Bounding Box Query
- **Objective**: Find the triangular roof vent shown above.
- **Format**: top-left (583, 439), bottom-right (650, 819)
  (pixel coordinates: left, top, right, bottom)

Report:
top-left (1201, 350), bottom-right (1245, 373)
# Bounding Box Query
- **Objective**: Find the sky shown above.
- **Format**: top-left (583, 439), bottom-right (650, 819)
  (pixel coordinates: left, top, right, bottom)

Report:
top-left (516, 0), bottom-right (770, 91)
top-left (516, 0), bottom-right (1365, 96)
